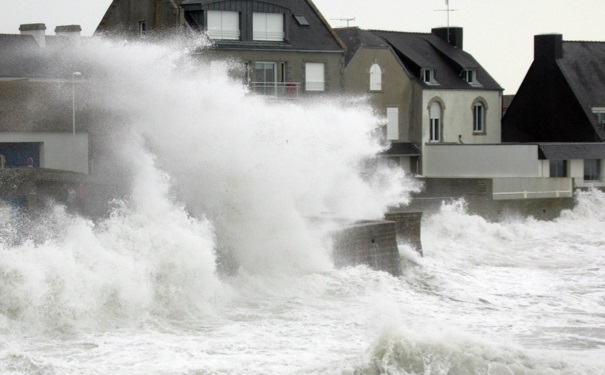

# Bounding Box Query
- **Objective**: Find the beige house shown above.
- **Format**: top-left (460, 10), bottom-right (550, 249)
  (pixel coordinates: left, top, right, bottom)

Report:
top-left (335, 27), bottom-right (503, 175)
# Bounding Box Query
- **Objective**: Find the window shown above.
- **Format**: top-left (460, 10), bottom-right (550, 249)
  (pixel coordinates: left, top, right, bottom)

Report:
top-left (429, 102), bottom-right (441, 142)
top-left (387, 107), bottom-right (399, 140)
top-left (463, 69), bottom-right (477, 84)
top-left (550, 160), bottom-right (567, 177)
top-left (473, 102), bottom-right (485, 133)
top-left (369, 64), bottom-right (382, 91)
top-left (422, 69), bottom-right (436, 84)
top-left (584, 159), bottom-right (601, 181)
top-left (253, 12), bottom-right (284, 41)
top-left (207, 10), bottom-right (240, 40)
top-left (138, 21), bottom-right (146, 37)
top-left (592, 108), bottom-right (605, 130)
top-left (305, 63), bottom-right (325, 91)
top-left (253, 62), bottom-right (277, 95)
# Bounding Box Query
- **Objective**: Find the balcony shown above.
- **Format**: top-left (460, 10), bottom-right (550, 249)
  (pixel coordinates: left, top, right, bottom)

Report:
top-left (248, 82), bottom-right (301, 99)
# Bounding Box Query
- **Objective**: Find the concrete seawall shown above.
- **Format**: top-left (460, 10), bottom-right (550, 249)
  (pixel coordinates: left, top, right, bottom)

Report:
top-left (331, 220), bottom-right (402, 276)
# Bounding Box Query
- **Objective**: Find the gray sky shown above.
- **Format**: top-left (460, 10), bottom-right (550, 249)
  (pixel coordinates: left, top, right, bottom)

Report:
top-left (1, 0), bottom-right (603, 94)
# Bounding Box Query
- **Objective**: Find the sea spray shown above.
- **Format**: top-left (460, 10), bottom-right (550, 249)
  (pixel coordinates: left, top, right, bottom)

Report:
top-left (76, 36), bottom-right (420, 275)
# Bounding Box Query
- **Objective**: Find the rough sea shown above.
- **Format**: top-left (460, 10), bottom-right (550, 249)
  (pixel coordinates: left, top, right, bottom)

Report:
top-left (1, 36), bottom-right (604, 375)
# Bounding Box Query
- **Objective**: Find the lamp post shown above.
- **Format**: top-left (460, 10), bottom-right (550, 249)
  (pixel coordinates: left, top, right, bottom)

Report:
top-left (72, 71), bottom-right (81, 172)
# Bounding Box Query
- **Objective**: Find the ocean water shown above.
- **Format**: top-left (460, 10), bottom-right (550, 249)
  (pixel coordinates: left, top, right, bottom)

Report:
top-left (1, 37), bottom-right (604, 374)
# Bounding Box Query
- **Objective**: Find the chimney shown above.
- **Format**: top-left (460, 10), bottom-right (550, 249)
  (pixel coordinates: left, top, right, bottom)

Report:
top-left (19, 23), bottom-right (47, 47)
top-left (55, 25), bottom-right (82, 47)
top-left (432, 27), bottom-right (463, 49)
top-left (534, 34), bottom-right (563, 61)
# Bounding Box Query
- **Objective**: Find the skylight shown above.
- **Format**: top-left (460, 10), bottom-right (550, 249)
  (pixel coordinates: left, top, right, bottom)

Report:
top-left (294, 15), bottom-right (309, 26)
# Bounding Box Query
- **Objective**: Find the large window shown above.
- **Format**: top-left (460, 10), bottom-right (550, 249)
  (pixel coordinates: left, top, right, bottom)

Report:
top-left (550, 160), bottom-right (567, 177)
top-left (253, 12), bottom-right (284, 41)
top-left (305, 63), bottom-right (325, 91)
top-left (429, 101), bottom-right (441, 142)
top-left (207, 10), bottom-right (240, 40)
top-left (253, 62), bottom-right (277, 95)
top-left (370, 64), bottom-right (382, 91)
top-left (584, 159), bottom-right (601, 181)
top-left (473, 102), bottom-right (485, 133)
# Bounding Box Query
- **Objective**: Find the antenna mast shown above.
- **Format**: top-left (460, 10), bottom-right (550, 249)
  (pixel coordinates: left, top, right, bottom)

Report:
top-left (434, 0), bottom-right (458, 42)
top-left (331, 17), bottom-right (355, 27)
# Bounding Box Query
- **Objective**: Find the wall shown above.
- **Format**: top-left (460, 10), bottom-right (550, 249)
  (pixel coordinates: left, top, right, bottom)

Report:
top-left (403, 177), bottom-right (575, 220)
top-left (203, 49), bottom-right (344, 95)
top-left (331, 220), bottom-right (402, 276)
top-left (423, 144), bottom-right (540, 178)
top-left (422, 89), bottom-right (502, 145)
top-left (343, 47), bottom-right (413, 141)
top-left (1, 132), bottom-right (89, 173)
top-left (383, 212), bottom-right (422, 255)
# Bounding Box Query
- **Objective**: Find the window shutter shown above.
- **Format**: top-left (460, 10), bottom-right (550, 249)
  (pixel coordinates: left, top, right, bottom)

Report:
top-left (305, 63), bottom-right (325, 91)
top-left (387, 107), bottom-right (399, 140)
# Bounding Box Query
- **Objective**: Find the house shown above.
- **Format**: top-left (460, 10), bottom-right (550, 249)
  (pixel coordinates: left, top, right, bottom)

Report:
top-left (0, 24), bottom-right (94, 211)
top-left (503, 34), bottom-right (605, 189)
top-left (0, 24), bottom-right (89, 174)
top-left (96, 0), bottom-right (346, 97)
top-left (335, 26), bottom-right (503, 175)
top-left (335, 27), bottom-right (586, 219)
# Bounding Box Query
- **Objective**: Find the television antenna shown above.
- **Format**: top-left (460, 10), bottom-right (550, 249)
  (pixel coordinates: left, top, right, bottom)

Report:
top-left (434, 0), bottom-right (458, 42)
top-left (331, 17), bottom-right (355, 27)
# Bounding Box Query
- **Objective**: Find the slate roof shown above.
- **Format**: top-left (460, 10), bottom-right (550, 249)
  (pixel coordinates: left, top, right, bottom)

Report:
top-left (538, 143), bottom-right (605, 160)
top-left (368, 30), bottom-right (502, 90)
top-left (181, 0), bottom-right (344, 51)
top-left (334, 27), bottom-right (390, 65)
top-left (558, 41), bottom-right (605, 117)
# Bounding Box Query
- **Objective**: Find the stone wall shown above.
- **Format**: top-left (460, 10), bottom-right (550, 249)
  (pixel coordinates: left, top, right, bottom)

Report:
top-left (331, 220), bottom-right (402, 276)
top-left (384, 212), bottom-right (423, 255)
top-left (404, 177), bottom-right (576, 221)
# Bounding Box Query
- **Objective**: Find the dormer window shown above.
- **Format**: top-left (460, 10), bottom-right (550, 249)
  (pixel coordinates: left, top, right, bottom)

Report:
top-left (207, 10), bottom-right (240, 40)
top-left (463, 69), bottom-right (477, 84)
top-left (253, 12), bottom-right (284, 41)
top-left (592, 107), bottom-right (605, 129)
top-left (422, 69), bottom-right (437, 85)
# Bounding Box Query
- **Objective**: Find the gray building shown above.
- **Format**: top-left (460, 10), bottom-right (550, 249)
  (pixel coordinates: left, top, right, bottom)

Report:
top-left (96, 0), bottom-right (346, 97)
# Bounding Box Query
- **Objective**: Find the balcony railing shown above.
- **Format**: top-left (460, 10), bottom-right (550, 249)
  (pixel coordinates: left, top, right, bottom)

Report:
top-left (248, 82), bottom-right (301, 99)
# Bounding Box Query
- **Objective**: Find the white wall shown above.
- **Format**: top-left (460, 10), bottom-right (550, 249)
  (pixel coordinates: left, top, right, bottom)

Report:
top-left (1, 132), bottom-right (89, 173)
top-left (423, 144), bottom-right (540, 178)
top-left (570, 158), bottom-right (605, 188)
top-left (421, 89), bottom-right (502, 145)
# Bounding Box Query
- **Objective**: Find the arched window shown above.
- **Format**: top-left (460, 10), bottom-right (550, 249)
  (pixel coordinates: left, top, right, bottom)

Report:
top-left (429, 101), bottom-right (441, 142)
top-left (472, 99), bottom-right (487, 133)
top-left (369, 63), bottom-right (382, 91)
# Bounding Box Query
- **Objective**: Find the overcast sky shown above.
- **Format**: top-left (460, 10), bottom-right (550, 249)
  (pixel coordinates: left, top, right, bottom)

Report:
top-left (1, 0), bottom-right (604, 94)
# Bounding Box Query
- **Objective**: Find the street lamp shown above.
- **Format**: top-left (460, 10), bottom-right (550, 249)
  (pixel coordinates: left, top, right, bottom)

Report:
top-left (72, 71), bottom-right (81, 172)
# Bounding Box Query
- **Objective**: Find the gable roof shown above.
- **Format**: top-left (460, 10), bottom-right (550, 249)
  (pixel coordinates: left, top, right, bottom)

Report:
top-left (369, 29), bottom-right (501, 91)
top-left (335, 27), bottom-right (390, 65)
top-left (558, 41), bottom-right (605, 112)
top-left (180, 0), bottom-right (344, 51)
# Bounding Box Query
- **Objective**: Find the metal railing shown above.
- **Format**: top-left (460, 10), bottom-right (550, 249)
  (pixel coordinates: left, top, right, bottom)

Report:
top-left (248, 82), bottom-right (301, 99)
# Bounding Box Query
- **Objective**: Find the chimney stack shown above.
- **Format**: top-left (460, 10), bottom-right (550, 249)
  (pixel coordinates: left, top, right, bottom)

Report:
top-left (55, 25), bottom-right (82, 47)
top-left (534, 34), bottom-right (563, 61)
top-left (432, 27), bottom-right (463, 49)
top-left (19, 23), bottom-right (47, 47)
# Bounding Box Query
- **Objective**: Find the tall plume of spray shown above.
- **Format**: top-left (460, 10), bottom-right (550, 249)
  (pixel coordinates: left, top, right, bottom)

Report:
top-left (79, 35), bottom-right (421, 275)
